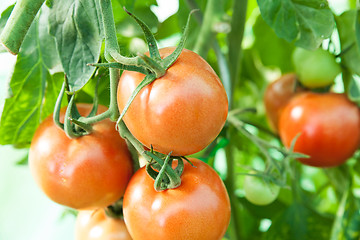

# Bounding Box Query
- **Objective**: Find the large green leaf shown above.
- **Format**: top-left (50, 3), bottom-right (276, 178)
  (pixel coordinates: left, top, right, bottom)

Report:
top-left (253, 13), bottom-right (295, 73)
top-left (336, 10), bottom-right (360, 76)
top-left (0, 10), bottom-right (63, 146)
top-left (257, 0), bottom-right (335, 50)
top-left (49, 0), bottom-right (103, 92)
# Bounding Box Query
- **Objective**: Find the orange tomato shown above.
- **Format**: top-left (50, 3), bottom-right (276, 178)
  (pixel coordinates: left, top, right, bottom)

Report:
top-left (75, 209), bottom-right (132, 240)
top-left (29, 104), bottom-right (133, 209)
top-left (117, 47), bottom-right (228, 156)
top-left (123, 158), bottom-right (231, 240)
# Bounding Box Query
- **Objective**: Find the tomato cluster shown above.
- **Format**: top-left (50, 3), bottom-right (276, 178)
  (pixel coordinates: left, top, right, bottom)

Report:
top-left (264, 48), bottom-right (360, 168)
top-left (29, 48), bottom-right (230, 239)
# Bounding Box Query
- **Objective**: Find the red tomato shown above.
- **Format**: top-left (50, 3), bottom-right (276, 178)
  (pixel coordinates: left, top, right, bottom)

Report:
top-left (264, 73), bottom-right (304, 132)
top-left (279, 92), bottom-right (360, 167)
top-left (29, 104), bottom-right (133, 209)
top-left (75, 209), bottom-right (132, 240)
top-left (123, 158), bottom-right (231, 240)
top-left (117, 47), bottom-right (228, 156)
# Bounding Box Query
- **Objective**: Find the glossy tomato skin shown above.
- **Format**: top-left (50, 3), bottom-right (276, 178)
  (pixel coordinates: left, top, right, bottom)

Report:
top-left (117, 47), bottom-right (228, 156)
top-left (123, 158), bottom-right (231, 240)
top-left (75, 209), bottom-right (132, 240)
top-left (279, 92), bottom-right (360, 167)
top-left (29, 104), bottom-right (133, 210)
top-left (264, 73), bottom-right (304, 132)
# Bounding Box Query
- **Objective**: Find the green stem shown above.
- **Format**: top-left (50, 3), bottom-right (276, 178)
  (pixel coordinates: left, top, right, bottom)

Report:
top-left (227, 0), bottom-right (248, 108)
top-left (0, 0), bottom-right (45, 55)
top-left (193, 0), bottom-right (221, 57)
top-left (81, 0), bottom-right (121, 124)
top-left (224, 143), bottom-right (241, 240)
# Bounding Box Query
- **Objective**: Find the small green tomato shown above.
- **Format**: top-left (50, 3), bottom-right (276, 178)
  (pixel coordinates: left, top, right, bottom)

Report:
top-left (292, 47), bottom-right (341, 88)
top-left (244, 173), bottom-right (280, 206)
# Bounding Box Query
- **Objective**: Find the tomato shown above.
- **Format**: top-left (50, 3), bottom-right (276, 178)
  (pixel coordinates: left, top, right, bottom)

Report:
top-left (264, 73), bottom-right (304, 132)
top-left (123, 158), bottom-right (231, 240)
top-left (75, 209), bottom-right (132, 240)
top-left (279, 92), bottom-right (360, 167)
top-left (292, 47), bottom-right (341, 88)
top-left (117, 47), bottom-right (228, 156)
top-left (29, 104), bottom-right (133, 209)
top-left (243, 172), bottom-right (280, 206)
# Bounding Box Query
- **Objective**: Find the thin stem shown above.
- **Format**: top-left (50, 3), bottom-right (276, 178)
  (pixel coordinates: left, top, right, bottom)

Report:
top-left (100, 0), bottom-right (120, 62)
top-left (81, 0), bottom-right (121, 124)
top-left (193, 0), bottom-right (220, 57)
top-left (227, 0), bottom-right (248, 108)
top-left (224, 143), bottom-right (241, 240)
top-left (0, 0), bottom-right (45, 55)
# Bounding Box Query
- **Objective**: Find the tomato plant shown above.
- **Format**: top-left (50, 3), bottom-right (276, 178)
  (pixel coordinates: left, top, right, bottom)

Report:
top-left (1, 0), bottom-right (360, 239)
top-left (75, 209), bottom-right (132, 240)
top-left (243, 172), bottom-right (280, 206)
top-left (264, 73), bottom-right (304, 132)
top-left (123, 158), bottom-right (231, 240)
top-left (292, 47), bottom-right (342, 88)
top-left (279, 92), bottom-right (360, 167)
top-left (29, 104), bottom-right (133, 209)
top-left (117, 47), bottom-right (228, 156)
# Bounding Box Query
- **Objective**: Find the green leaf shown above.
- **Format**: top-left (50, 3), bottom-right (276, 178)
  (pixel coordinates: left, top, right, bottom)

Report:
top-left (49, 0), bottom-right (103, 92)
top-left (257, 0), bottom-right (335, 50)
top-left (336, 10), bottom-right (360, 75)
top-left (264, 203), bottom-right (333, 240)
top-left (0, 11), bottom-right (63, 146)
top-left (253, 13), bottom-right (295, 73)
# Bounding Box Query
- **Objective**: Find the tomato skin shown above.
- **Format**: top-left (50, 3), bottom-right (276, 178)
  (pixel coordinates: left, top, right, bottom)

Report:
top-left (244, 172), bottom-right (280, 206)
top-left (117, 47), bottom-right (228, 156)
top-left (29, 104), bottom-right (133, 210)
top-left (123, 158), bottom-right (231, 240)
top-left (264, 73), bottom-right (303, 132)
top-left (279, 92), bottom-right (360, 167)
top-left (75, 209), bottom-right (132, 240)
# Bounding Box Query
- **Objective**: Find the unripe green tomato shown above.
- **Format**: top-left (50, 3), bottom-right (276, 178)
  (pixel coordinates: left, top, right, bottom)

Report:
top-left (244, 173), bottom-right (280, 206)
top-left (292, 47), bottom-right (341, 88)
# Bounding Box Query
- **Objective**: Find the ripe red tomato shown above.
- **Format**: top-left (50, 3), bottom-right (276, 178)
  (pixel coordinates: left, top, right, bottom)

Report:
top-left (123, 158), bottom-right (231, 240)
top-left (75, 209), bottom-right (132, 240)
top-left (117, 47), bottom-right (228, 156)
top-left (264, 73), bottom-right (304, 132)
top-left (279, 92), bottom-right (360, 167)
top-left (29, 104), bottom-right (133, 209)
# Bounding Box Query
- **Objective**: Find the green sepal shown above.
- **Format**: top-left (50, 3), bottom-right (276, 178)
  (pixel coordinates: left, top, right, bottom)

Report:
top-left (123, 7), bottom-right (161, 61)
top-left (64, 95), bottom-right (82, 138)
top-left (89, 62), bottom-right (150, 75)
top-left (116, 73), bottom-right (157, 126)
top-left (162, 9), bottom-right (197, 68)
top-left (144, 151), bottom-right (182, 191)
top-left (53, 82), bottom-right (66, 129)
top-left (137, 53), bottom-right (166, 77)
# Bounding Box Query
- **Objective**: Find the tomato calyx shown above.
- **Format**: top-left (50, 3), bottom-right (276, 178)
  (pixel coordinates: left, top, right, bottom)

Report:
top-left (144, 149), bottom-right (193, 191)
top-left (105, 199), bottom-right (124, 219)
